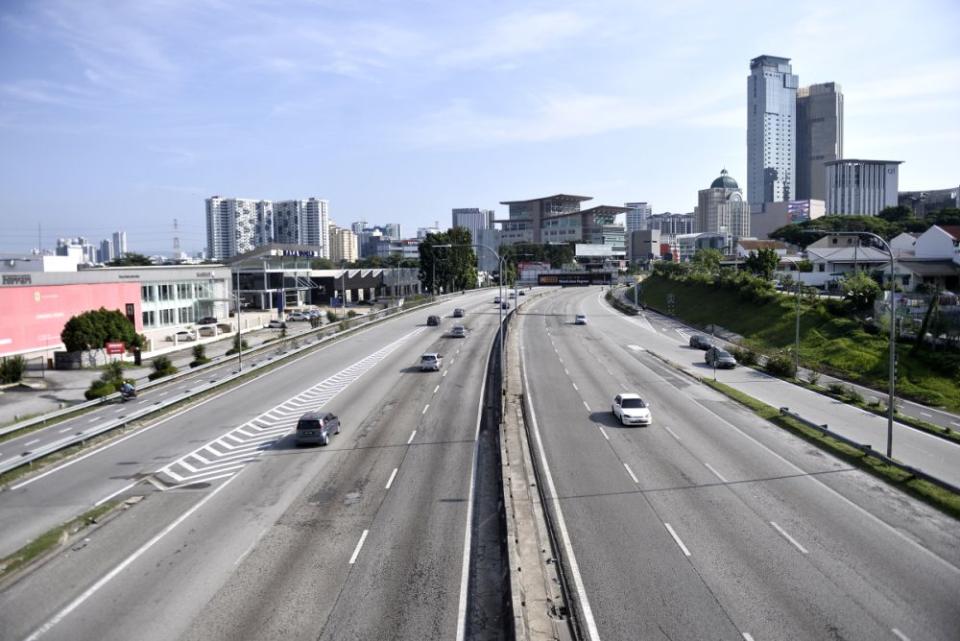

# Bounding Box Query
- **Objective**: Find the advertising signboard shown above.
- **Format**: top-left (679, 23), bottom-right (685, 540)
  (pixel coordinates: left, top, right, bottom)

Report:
top-left (105, 341), bottom-right (126, 355)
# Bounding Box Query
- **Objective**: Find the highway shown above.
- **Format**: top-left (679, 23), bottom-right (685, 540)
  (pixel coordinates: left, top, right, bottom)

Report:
top-left (520, 287), bottom-right (960, 641)
top-left (0, 290), bottom-right (503, 641)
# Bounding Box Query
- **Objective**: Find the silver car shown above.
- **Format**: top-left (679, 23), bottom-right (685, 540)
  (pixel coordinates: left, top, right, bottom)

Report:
top-left (419, 353), bottom-right (442, 371)
top-left (295, 411), bottom-right (341, 446)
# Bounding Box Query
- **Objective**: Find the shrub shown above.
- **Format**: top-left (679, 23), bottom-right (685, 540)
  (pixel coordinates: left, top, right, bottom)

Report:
top-left (807, 370), bottom-right (821, 386)
top-left (85, 380), bottom-right (115, 400)
top-left (846, 386), bottom-right (863, 404)
top-left (190, 344), bottom-right (210, 368)
top-left (347, 310), bottom-right (359, 318)
top-left (102, 360), bottom-right (126, 387)
top-left (827, 382), bottom-right (845, 396)
top-left (148, 355), bottom-right (177, 381)
top-left (326, 310), bottom-right (338, 323)
top-left (764, 352), bottom-right (797, 378)
top-left (339, 320), bottom-right (350, 332)
top-left (730, 346), bottom-right (758, 366)
top-left (225, 334), bottom-right (249, 356)
top-left (0, 355), bottom-right (27, 384)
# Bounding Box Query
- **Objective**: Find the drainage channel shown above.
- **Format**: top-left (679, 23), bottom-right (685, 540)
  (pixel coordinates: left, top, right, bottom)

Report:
top-left (464, 321), bottom-right (514, 641)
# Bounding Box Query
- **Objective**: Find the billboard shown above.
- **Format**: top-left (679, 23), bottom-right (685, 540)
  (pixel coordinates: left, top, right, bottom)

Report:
top-left (537, 272), bottom-right (612, 286)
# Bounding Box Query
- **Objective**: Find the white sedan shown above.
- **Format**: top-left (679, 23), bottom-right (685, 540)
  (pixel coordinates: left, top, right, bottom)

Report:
top-left (612, 393), bottom-right (652, 426)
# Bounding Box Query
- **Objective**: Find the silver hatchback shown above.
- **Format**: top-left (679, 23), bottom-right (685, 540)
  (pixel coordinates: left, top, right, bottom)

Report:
top-left (295, 411), bottom-right (341, 446)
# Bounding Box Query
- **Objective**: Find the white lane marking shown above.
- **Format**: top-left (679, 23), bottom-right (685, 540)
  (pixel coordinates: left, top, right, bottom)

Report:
top-left (623, 463), bottom-right (639, 484)
top-left (704, 463), bottom-right (728, 483)
top-left (564, 368), bottom-right (569, 375)
top-left (572, 383), bottom-right (579, 391)
top-left (919, 411), bottom-right (932, 418)
top-left (770, 521), bottom-right (808, 554)
top-left (348, 529), bottom-right (369, 565)
top-left (891, 628), bottom-right (911, 641)
top-left (58, 427), bottom-right (73, 433)
top-left (742, 634), bottom-right (756, 641)
top-left (449, 358), bottom-right (455, 365)
top-left (558, 357), bottom-right (564, 364)
top-left (433, 385), bottom-right (440, 394)
top-left (234, 538), bottom-right (258, 567)
top-left (385, 468), bottom-right (398, 490)
top-left (521, 347), bottom-right (600, 641)
top-left (663, 425), bottom-right (682, 442)
top-left (442, 370), bottom-right (448, 377)
top-left (628, 344), bottom-right (644, 351)
top-left (422, 404), bottom-right (430, 415)
top-left (455, 327), bottom-right (492, 641)
top-left (664, 523), bottom-right (691, 556)
top-left (597, 426), bottom-right (609, 441)
top-left (88, 417), bottom-right (101, 423)
top-left (25, 439), bottom-right (40, 447)
top-left (582, 400), bottom-right (590, 412)
top-left (157, 391), bottom-right (168, 396)
top-left (23, 474), bottom-right (241, 641)
top-left (407, 430), bottom-right (416, 444)
top-left (93, 480), bottom-right (139, 507)
top-left (952, 421), bottom-right (960, 428)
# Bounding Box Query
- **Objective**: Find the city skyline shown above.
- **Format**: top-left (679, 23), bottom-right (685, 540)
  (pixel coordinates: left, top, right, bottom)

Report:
top-left (1, 0), bottom-right (958, 254)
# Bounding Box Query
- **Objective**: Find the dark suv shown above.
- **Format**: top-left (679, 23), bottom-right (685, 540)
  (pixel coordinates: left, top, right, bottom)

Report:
top-left (427, 315), bottom-right (441, 326)
top-left (295, 411), bottom-right (340, 446)
top-left (689, 334), bottom-right (712, 350)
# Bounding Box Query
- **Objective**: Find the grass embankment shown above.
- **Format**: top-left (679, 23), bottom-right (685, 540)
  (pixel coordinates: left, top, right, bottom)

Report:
top-left (702, 379), bottom-right (960, 519)
top-left (638, 275), bottom-right (960, 413)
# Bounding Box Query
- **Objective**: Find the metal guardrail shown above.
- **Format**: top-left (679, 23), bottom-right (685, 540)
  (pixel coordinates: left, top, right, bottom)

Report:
top-left (778, 407), bottom-right (960, 495)
top-left (0, 293), bottom-right (470, 475)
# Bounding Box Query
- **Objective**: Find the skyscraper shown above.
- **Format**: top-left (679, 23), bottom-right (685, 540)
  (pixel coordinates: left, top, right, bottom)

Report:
top-left (796, 82), bottom-right (843, 201)
top-left (111, 231), bottom-right (127, 258)
top-left (624, 202), bottom-right (652, 232)
top-left (273, 198), bottom-right (330, 258)
top-left (696, 170), bottom-right (750, 239)
top-left (747, 55), bottom-right (798, 206)
top-left (452, 208), bottom-right (495, 243)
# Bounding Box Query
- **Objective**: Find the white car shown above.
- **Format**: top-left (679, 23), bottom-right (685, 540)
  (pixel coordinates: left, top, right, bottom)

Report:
top-left (575, 314), bottom-right (587, 325)
top-left (172, 330), bottom-right (196, 342)
top-left (612, 393), bottom-right (652, 426)
top-left (419, 353), bottom-right (443, 371)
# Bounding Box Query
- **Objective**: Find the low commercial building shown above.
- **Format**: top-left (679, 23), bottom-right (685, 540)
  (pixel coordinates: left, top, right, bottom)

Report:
top-left (825, 159), bottom-right (903, 215)
top-left (898, 186), bottom-right (959, 217)
top-left (750, 199), bottom-right (825, 240)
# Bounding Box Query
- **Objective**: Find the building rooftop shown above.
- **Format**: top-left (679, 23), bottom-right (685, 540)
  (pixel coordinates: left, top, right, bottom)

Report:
top-left (824, 159), bottom-right (903, 166)
top-left (499, 194), bottom-right (593, 206)
top-left (710, 169), bottom-right (739, 190)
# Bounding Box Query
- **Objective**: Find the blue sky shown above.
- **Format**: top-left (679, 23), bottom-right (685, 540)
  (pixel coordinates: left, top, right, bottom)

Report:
top-left (1, 0), bottom-right (958, 255)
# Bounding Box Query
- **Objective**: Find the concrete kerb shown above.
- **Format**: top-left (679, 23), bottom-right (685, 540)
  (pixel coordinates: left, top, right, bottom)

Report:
top-left (501, 293), bottom-right (574, 641)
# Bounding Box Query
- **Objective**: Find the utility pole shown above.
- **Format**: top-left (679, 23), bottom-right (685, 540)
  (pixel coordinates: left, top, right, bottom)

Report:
top-left (795, 279), bottom-right (802, 378)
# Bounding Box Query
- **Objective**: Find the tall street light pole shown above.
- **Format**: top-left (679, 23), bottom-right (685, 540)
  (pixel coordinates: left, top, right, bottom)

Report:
top-left (235, 267), bottom-right (243, 372)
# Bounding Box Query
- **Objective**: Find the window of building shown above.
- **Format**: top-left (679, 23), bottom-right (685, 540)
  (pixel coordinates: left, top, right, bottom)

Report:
top-left (158, 284), bottom-right (173, 301)
top-left (142, 310), bottom-right (156, 327)
top-left (178, 283), bottom-right (193, 299)
top-left (818, 264), bottom-right (825, 272)
top-left (141, 285), bottom-right (156, 302)
top-left (179, 306), bottom-right (194, 323)
top-left (160, 308), bottom-right (175, 325)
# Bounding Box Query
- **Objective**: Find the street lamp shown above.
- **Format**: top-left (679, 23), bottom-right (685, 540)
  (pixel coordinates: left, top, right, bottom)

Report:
top-left (805, 230), bottom-right (897, 457)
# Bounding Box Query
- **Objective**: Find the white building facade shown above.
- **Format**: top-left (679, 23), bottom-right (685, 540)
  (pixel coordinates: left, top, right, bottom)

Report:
top-left (452, 208), bottom-right (495, 242)
top-left (624, 202), bottom-right (653, 232)
top-left (206, 196), bottom-right (329, 260)
top-left (824, 159), bottom-right (903, 216)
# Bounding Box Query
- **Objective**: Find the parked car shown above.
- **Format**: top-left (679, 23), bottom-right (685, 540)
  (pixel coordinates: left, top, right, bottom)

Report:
top-left (450, 325), bottom-right (467, 338)
top-left (575, 314), bottom-right (587, 325)
top-left (287, 311), bottom-right (309, 321)
top-left (453, 308), bottom-right (465, 318)
top-left (705, 347), bottom-right (737, 369)
top-left (689, 334), bottom-right (712, 350)
top-left (268, 319), bottom-right (287, 329)
top-left (427, 315), bottom-right (441, 326)
top-left (295, 411), bottom-right (340, 446)
top-left (197, 325), bottom-right (218, 337)
top-left (419, 352), bottom-right (443, 371)
top-left (518, 290), bottom-right (526, 296)
top-left (509, 292), bottom-right (516, 298)
top-left (611, 393), bottom-right (652, 426)
top-left (197, 316), bottom-right (218, 325)
top-left (172, 330), bottom-right (196, 342)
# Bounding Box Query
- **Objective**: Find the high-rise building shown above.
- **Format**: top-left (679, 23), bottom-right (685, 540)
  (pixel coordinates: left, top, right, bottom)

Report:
top-left (205, 196), bottom-right (261, 260)
top-left (328, 224), bottom-right (359, 264)
top-left (796, 82), bottom-right (843, 201)
top-left (624, 202), bottom-right (652, 232)
top-left (98, 239), bottom-right (114, 263)
top-left (351, 220), bottom-right (367, 235)
top-left (648, 212), bottom-right (695, 237)
top-left (273, 198), bottom-right (330, 258)
top-left (111, 231), bottom-right (127, 258)
top-left (696, 170), bottom-right (750, 241)
top-left (747, 55), bottom-right (798, 206)
top-left (825, 159), bottom-right (903, 216)
top-left (383, 223), bottom-right (402, 240)
top-left (452, 208), bottom-right (495, 243)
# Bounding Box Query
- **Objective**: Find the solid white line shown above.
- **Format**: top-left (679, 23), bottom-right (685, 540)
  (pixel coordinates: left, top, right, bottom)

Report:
top-left (407, 430), bottom-right (416, 444)
top-left (572, 383), bottom-right (579, 391)
top-left (521, 347), bottom-right (600, 641)
top-left (664, 523), bottom-right (691, 556)
top-left (770, 521), bottom-right (809, 554)
top-left (25, 439), bottom-right (40, 447)
top-left (93, 480), bottom-right (138, 507)
top-left (348, 529), bottom-right (369, 564)
top-left (704, 462), bottom-right (728, 483)
top-left (23, 474), bottom-right (241, 641)
top-left (582, 400), bottom-right (590, 412)
top-left (433, 385), bottom-right (440, 394)
top-left (663, 425), bottom-right (682, 441)
top-left (919, 411), bottom-right (932, 418)
top-left (422, 404), bottom-right (430, 415)
top-left (742, 634), bottom-right (756, 641)
top-left (169, 471), bottom-right (238, 488)
top-left (891, 628), bottom-right (911, 641)
top-left (385, 468), bottom-right (398, 490)
top-left (624, 463), bottom-right (639, 484)
top-left (598, 425), bottom-right (609, 441)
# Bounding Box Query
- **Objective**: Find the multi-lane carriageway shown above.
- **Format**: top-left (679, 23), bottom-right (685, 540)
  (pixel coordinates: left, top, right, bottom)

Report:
top-left (1, 286), bottom-right (958, 641)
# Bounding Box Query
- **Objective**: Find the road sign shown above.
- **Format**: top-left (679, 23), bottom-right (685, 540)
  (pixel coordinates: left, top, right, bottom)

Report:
top-left (105, 341), bottom-right (125, 355)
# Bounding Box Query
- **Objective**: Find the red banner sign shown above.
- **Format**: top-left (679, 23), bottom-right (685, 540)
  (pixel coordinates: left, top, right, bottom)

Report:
top-left (105, 341), bottom-right (126, 355)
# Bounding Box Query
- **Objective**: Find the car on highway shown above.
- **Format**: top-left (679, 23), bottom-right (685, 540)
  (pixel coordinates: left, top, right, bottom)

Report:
top-left (453, 308), bottom-right (465, 318)
top-left (295, 411), bottom-right (340, 446)
top-left (419, 352), bottom-right (443, 371)
top-left (494, 296), bottom-right (502, 304)
top-left (689, 334), bottom-right (712, 349)
top-left (501, 301), bottom-right (510, 310)
top-left (450, 325), bottom-right (467, 338)
top-left (171, 330), bottom-right (196, 342)
top-left (268, 319), bottom-right (287, 329)
top-left (427, 315), bottom-right (441, 326)
top-left (705, 347), bottom-right (737, 368)
top-left (575, 314), bottom-right (587, 325)
top-left (611, 393), bottom-right (652, 426)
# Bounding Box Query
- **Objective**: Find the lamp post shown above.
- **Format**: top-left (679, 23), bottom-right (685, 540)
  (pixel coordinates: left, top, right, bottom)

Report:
top-left (806, 230), bottom-right (897, 457)
top-left (795, 279), bottom-right (802, 377)
top-left (235, 267), bottom-right (243, 371)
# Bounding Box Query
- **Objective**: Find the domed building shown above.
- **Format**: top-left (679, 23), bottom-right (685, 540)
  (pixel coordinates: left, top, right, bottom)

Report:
top-left (695, 169), bottom-right (751, 244)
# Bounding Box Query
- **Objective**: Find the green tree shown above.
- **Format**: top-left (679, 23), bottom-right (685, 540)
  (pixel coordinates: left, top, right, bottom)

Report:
top-left (0, 356), bottom-right (27, 384)
top-left (310, 258), bottom-right (334, 269)
top-left (841, 271), bottom-right (881, 311)
top-left (61, 308), bottom-right (137, 353)
top-left (690, 248), bottom-right (723, 275)
top-left (418, 229), bottom-right (478, 293)
top-left (797, 259), bottom-right (814, 273)
top-left (107, 253), bottom-right (154, 266)
top-left (744, 248), bottom-right (780, 279)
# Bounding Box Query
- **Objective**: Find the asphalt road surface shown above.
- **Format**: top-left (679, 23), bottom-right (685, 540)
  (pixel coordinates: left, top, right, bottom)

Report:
top-left (519, 287), bottom-right (960, 641)
top-left (0, 290), bottom-right (509, 641)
